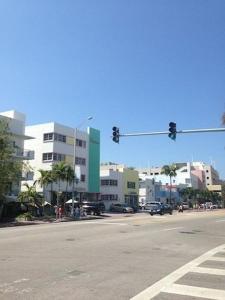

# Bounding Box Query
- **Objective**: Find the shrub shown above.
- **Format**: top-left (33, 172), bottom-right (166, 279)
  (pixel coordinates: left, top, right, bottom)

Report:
top-left (16, 212), bottom-right (33, 221)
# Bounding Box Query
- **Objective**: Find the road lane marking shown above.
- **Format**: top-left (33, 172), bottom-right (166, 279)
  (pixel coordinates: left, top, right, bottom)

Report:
top-left (164, 284), bottom-right (225, 300)
top-left (85, 221), bottom-right (127, 226)
top-left (160, 227), bottom-right (183, 231)
top-left (130, 243), bottom-right (225, 300)
top-left (215, 219), bottom-right (225, 222)
top-left (192, 266), bottom-right (225, 276)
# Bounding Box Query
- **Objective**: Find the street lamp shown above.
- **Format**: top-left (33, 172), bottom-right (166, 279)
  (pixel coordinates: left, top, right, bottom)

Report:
top-left (71, 116), bottom-right (93, 216)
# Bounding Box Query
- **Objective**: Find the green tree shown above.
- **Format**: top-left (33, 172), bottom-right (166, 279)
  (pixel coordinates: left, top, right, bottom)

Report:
top-left (64, 164), bottom-right (75, 199)
top-left (36, 169), bottom-right (55, 203)
top-left (0, 119), bottom-right (22, 217)
top-left (161, 164), bottom-right (179, 204)
top-left (18, 183), bottom-right (43, 209)
top-left (52, 162), bottom-right (68, 209)
top-left (221, 184), bottom-right (225, 208)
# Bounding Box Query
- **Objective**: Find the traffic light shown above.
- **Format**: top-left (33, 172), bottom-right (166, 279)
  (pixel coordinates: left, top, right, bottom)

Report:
top-left (168, 122), bottom-right (176, 140)
top-left (112, 126), bottom-right (120, 143)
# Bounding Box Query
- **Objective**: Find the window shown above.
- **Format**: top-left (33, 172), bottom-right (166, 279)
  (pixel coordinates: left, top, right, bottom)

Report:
top-left (127, 182), bottom-right (135, 189)
top-left (43, 152), bottom-right (65, 162)
top-left (101, 194), bottom-right (118, 201)
top-left (81, 175), bottom-right (85, 182)
top-left (206, 170), bottom-right (209, 172)
top-left (101, 180), bottom-right (118, 186)
top-left (76, 139), bottom-right (86, 148)
top-left (43, 133), bottom-right (66, 143)
top-left (43, 133), bottom-right (53, 141)
top-left (75, 157), bottom-right (86, 165)
top-left (207, 177), bottom-right (209, 179)
top-left (26, 172), bottom-right (34, 180)
top-left (43, 153), bottom-right (53, 161)
top-left (54, 133), bottom-right (66, 143)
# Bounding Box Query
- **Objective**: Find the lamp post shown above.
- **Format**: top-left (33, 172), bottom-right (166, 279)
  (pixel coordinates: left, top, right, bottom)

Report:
top-left (71, 116), bottom-right (93, 216)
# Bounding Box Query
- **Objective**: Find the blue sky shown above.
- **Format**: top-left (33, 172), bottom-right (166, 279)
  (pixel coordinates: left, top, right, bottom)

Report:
top-left (1, 0), bottom-right (225, 178)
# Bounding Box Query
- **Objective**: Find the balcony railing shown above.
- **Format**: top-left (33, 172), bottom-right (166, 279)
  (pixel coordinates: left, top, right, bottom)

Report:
top-left (13, 148), bottom-right (35, 160)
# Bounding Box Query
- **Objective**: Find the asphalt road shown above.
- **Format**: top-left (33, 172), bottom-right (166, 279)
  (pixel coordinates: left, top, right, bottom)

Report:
top-left (0, 210), bottom-right (225, 300)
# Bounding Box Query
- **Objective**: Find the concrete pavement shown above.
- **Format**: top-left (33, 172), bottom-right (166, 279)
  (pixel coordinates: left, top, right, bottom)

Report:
top-left (0, 210), bottom-right (225, 299)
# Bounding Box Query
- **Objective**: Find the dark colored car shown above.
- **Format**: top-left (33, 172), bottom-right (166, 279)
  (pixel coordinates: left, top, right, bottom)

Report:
top-left (148, 203), bottom-right (173, 216)
top-left (82, 201), bottom-right (105, 216)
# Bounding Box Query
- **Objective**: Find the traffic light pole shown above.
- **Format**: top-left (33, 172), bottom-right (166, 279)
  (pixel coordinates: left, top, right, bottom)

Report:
top-left (118, 127), bottom-right (225, 138)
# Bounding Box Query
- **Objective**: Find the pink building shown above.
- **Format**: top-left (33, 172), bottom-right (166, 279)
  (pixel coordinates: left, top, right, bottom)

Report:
top-left (191, 169), bottom-right (206, 190)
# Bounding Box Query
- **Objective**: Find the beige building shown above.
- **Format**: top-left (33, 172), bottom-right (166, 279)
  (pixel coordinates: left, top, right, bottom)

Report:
top-left (207, 184), bottom-right (222, 195)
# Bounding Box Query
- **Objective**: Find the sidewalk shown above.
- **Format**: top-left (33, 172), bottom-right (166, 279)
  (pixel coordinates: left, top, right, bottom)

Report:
top-left (0, 214), bottom-right (106, 228)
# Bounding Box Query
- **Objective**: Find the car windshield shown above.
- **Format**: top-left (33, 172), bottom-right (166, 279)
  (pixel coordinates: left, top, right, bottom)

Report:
top-left (149, 203), bottom-right (161, 209)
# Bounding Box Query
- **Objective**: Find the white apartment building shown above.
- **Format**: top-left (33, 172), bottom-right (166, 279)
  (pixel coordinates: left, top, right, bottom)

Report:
top-left (137, 163), bottom-right (199, 189)
top-left (100, 163), bottom-right (139, 210)
top-left (0, 110), bottom-right (33, 198)
top-left (139, 178), bottom-right (157, 206)
top-left (100, 169), bottom-right (123, 210)
top-left (22, 122), bottom-right (100, 203)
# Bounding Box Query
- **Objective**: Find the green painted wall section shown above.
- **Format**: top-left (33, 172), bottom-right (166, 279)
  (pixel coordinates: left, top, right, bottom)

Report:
top-left (88, 127), bottom-right (100, 193)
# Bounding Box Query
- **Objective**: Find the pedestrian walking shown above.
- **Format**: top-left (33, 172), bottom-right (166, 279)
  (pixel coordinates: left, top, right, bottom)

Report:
top-left (75, 206), bottom-right (80, 219)
top-left (178, 204), bottom-right (183, 213)
top-left (58, 206), bottom-right (63, 219)
top-left (55, 206), bottom-right (59, 219)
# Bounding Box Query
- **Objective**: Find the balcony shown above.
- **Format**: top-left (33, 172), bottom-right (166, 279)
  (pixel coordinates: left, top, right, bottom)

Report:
top-left (13, 148), bottom-right (35, 160)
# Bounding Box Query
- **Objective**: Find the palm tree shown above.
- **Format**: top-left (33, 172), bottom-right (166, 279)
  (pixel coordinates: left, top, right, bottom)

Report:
top-left (161, 164), bottom-right (179, 204)
top-left (18, 183), bottom-right (43, 211)
top-left (52, 162), bottom-right (67, 209)
top-left (64, 164), bottom-right (75, 199)
top-left (36, 169), bottom-right (54, 203)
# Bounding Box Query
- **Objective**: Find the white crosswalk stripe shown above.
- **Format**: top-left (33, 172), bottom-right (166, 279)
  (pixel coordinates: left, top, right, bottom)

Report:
top-left (130, 243), bottom-right (225, 300)
top-left (164, 283), bottom-right (225, 300)
top-left (208, 256), bottom-right (225, 262)
top-left (192, 266), bottom-right (225, 276)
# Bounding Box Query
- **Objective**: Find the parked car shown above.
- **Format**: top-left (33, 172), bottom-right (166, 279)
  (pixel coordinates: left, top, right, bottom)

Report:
top-left (181, 202), bottom-right (189, 210)
top-left (82, 201), bottom-right (105, 216)
top-left (146, 202), bottom-right (173, 216)
top-left (110, 203), bottom-right (134, 213)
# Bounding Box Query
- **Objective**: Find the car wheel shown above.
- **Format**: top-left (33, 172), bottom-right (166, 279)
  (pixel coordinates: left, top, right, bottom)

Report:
top-left (169, 211), bottom-right (173, 215)
top-left (160, 211), bottom-right (164, 215)
top-left (150, 212), bottom-right (153, 216)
